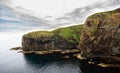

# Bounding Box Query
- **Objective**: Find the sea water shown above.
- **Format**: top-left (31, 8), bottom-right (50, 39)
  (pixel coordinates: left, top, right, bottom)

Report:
top-left (0, 31), bottom-right (119, 73)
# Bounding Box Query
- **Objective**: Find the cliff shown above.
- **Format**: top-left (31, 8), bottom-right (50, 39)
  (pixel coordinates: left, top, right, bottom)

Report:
top-left (79, 8), bottom-right (120, 68)
top-left (22, 25), bottom-right (83, 52)
top-left (80, 8), bottom-right (120, 58)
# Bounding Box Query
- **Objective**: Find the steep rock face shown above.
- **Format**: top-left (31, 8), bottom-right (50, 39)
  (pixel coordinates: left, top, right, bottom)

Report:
top-left (22, 25), bottom-right (83, 51)
top-left (22, 36), bottom-right (77, 51)
top-left (80, 8), bottom-right (120, 58)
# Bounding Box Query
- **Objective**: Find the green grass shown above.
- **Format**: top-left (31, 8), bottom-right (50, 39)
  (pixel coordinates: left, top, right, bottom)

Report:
top-left (23, 24), bottom-right (83, 43)
top-left (52, 25), bottom-right (83, 43)
top-left (24, 31), bottom-right (54, 38)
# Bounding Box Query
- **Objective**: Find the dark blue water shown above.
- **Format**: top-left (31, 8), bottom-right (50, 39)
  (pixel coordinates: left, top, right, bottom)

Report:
top-left (0, 32), bottom-right (120, 73)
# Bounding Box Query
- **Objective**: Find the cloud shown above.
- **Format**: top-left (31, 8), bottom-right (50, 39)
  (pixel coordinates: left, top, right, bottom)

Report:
top-left (0, 1), bottom-right (53, 31)
top-left (0, 0), bottom-right (9, 4)
top-left (0, 0), bottom-right (120, 32)
top-left (52, 0), bottom-right (120, 26)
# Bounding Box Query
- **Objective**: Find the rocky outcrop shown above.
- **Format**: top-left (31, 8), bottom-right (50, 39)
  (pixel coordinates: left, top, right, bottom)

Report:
top-left (79, 8), bottom-right (120, 69)
top-left (22, 25), bottom-right (83, 51)
top-left (80, 8), bottom-right (120, 58)
top-left (22, 36), bottom-right (78, 51)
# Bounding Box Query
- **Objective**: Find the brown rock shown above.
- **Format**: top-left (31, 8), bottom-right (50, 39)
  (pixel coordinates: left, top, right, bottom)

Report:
top-left (80, 8), bottom-right (120, 58)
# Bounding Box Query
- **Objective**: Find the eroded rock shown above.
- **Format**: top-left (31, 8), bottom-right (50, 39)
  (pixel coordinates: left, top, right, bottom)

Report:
top-left (80, 8), bottom-right (120, 58)
top-left (80, 8), bottom-right (120, 69)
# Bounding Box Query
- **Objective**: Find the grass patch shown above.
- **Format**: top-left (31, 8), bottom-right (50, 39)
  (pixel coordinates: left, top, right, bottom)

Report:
top-left (23, 24), bottom-right (83, 43)
top-left (24, 31), bottom-right (54, 38)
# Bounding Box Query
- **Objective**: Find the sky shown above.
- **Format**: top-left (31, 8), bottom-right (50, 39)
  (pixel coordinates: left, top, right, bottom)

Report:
top-left (10, 0), bottom-right (99, 17)
top-left (0, 0), bottom-right (120, 32)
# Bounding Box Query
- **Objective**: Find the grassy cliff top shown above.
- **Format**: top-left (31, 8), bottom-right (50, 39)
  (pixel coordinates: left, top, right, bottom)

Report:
top-left (24, 31), bottom-right (54, 38)
top-left (23, 24), bottom-right (83, 41)
top-left (85, 8), bottom-right (120, 27)
top-left (88, 8), bottom-right (120, 19)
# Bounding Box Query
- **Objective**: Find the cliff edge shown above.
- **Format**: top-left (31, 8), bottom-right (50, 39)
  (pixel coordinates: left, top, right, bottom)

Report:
top-left (21, 25), bottom-right (83, 55)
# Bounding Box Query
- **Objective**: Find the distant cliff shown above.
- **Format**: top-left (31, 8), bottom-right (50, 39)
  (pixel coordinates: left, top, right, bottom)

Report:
top-left (80, 8), bottom-right (120, 58)
top-left (22, 25), bottom-right (83, 51)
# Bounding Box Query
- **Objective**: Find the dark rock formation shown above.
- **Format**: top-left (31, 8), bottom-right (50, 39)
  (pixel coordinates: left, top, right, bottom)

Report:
top-left (22, 36), bottom-right (78, 51)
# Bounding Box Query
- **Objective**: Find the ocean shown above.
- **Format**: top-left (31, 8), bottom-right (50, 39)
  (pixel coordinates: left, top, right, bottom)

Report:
top-left (0, 31), bottom-right (119, 73)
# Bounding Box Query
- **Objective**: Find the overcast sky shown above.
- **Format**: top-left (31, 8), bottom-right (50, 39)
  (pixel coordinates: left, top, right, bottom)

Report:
top-left (0, 0), bottom-right (120, 31)
top-left (10, 0), bottom-right (99, 17)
